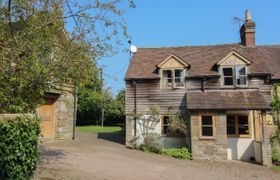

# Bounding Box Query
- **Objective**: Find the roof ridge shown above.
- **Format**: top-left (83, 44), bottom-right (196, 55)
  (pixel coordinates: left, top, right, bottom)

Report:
top-left (137, 43), bottom-right (241, 50)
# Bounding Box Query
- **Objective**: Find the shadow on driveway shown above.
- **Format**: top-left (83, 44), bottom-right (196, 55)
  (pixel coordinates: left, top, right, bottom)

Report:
top-left (97, 132), bottom-right (125, 145)
top-left (39, 147), bottom-right (66, 161)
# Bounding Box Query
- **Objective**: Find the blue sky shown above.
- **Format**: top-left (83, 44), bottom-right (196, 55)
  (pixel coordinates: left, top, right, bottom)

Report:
top-left (99, 0), bottom-right (280, 95)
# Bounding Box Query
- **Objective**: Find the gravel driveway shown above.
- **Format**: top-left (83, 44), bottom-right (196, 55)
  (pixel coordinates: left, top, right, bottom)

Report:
top-left (35, 132), bottom-right (280, 180)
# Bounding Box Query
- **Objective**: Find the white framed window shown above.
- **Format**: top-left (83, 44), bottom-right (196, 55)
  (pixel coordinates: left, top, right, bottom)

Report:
top-left (162, 69), bottom-right (185, 88)
top-left (162, 70), bottom-right (173, 88)
top-left (221, 66), bottom-right (247, 87)
top-left (235, 66), bottom-right (247, 86)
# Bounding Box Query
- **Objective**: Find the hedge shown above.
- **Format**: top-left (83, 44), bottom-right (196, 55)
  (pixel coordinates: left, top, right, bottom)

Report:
top-left (0, 115), bottom-right (41, 179)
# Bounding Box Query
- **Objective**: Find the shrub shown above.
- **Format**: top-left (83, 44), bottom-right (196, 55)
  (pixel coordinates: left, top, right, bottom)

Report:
top-left (0, 115), bottom-right (41, 179)
top-left (162, 148), bottom-right (192, 160)
top-left (272, 140), bottom-right (280, 165)
top-left (142, 133), bottom-right (162, 153)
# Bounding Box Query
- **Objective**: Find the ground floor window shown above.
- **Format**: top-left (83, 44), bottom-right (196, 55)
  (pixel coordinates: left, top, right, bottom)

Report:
top-left (200, 115), bottom-right (214, 138)
top-left (161, 116), bottom-right (186, 136)
top-left (226, 115), bottom-right (250, 137)
top-left (162, 116), bottom-right (171, 135)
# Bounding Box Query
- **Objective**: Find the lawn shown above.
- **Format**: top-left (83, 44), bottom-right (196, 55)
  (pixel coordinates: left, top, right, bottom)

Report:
top-left (76, 125), bottom-right (121, 133)
top-left (272, 166), bottom-right (280, 172)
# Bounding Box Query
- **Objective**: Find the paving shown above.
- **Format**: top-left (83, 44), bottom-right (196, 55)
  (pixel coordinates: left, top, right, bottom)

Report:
top-left (35, 132), bottom-right (280, 180)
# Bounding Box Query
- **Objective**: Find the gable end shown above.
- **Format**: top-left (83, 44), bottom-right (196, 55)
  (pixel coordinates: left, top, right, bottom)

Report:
top-left (157, 54), bottom-right (190, 69)
top-left (217, 51), bottom-right (252, 66)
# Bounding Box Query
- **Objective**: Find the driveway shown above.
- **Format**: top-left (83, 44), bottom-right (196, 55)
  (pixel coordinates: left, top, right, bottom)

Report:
top-left (35, 132), bottom-right (280, 180)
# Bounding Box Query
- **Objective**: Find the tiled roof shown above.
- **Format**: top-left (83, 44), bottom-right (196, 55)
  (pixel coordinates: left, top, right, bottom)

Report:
top-left (186, 91), bottom-right (271, 110)
top-left (125, 44), bottom-right (280, 80)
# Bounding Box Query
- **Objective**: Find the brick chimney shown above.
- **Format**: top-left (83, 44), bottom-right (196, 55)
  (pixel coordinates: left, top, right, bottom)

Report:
top-left (240, 10), bottom-right (256, 47)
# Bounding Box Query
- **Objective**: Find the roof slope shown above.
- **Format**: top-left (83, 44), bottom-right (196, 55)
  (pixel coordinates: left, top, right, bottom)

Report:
top-left (186, 91), bottom-right (271, 110)
top-left (125, 44), bottom-right (280, 80)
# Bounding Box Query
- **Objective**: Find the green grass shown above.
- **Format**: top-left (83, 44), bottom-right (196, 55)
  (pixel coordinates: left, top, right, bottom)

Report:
top-left (272, 166), bottom-right (280, 172)
top-left (76, 125), bottom-right (121, 133)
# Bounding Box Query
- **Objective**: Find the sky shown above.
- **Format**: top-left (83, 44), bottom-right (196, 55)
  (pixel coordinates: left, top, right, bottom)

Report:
top-left (98, 0), bottom-right (280, 95)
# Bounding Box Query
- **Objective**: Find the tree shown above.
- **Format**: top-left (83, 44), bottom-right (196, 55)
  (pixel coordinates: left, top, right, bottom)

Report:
top-left (77, 88), bottom-right (126, 126)
top-left (105, 89), bottom-right (125, 125)
top-left (0, 0), bottom-right (134, 113)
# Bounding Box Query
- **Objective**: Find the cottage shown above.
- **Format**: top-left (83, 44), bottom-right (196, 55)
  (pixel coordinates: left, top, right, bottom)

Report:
top-left (125, 10), bottom-right (280, 166)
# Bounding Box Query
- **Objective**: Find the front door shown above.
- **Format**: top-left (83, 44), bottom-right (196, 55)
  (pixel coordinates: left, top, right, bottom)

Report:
top-left (37, 98), bottom-right (55, 138)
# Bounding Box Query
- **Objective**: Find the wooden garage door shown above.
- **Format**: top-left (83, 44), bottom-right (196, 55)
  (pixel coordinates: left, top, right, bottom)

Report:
top-left (37, 98), bottom-right (55, 138)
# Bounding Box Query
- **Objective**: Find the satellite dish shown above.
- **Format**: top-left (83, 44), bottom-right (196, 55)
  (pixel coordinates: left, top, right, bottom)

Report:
top-left (130, 45), bottom-right (137, 53)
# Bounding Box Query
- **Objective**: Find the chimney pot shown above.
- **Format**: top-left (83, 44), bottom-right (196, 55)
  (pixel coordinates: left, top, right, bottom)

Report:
top-left (245, 10), bottom-right (252, 22)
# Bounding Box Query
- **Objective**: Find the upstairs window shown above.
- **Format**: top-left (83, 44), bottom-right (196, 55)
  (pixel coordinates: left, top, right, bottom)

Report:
top-left (175, 69), bottom-right (185, 87)
top-left (162, 70), bottom-right (172, 88)
top-left (222, 66), bottom-right (247, 87)
top-left (162, 69), bottom-right (185, 88)
top-left (236, 66), bottom-right (247, 85)
top-left (223, 67), bottom-right (234, 86)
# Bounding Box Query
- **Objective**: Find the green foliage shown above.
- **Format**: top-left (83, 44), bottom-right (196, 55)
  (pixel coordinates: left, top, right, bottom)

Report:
top-left (76, 126), bottom-right (121, 133)
top-left (271, 165), bottom-right (280, 172)
top-left (139, 144), bottom-right (192, 160)
top-left (0, 115), bottom-right (41, 179)
top-left (0, 0), bottom-right (134, 113)
top-left (161, 148), bottom-right (192, 160)
top-left (142, 133), bottom-right (162, 153)
top-left (272, 83), bottom-right (280, 165)
top-left (168, 115), bottom-right (188, 136)
top-left (272, 140), bottom-right (280, 165)
top-left (77, 88), bottom-right (125, 126)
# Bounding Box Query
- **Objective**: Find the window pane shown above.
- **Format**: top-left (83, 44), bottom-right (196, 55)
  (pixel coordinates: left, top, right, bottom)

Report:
top-left (175, 69), bottom-right (183, 78)
top-left (238, 116), bottom-right (249, 135)
top-left (164, 70), bottom-right (172, 78)
top-left (223, 68), bottom-right (233, 76)
top-left (238, 125), bottom-right (249, 135)
top-left (227, 126), bottom-right (236, 135)
top-left (202, 116), bottom-right (212, 125)
top-left (238, 116), bottom-right (248, 125)
top-left (202, 127), bottom-right (213, 136)
top-left (224, 77), bottom-right (233, 85)
top-left (227, 116), bottom-right (236, 135)
top-left (163, 70), bottom-right (172, 88)
top-left (227, 116), bottom-right (235, 125)
top-left (236, 76), bottom-right (246, 85)
top-left (236, 66), bottom-right (246, 76)
top-left (163, 125), bottom-right (170, 134)
top-left (163, 116), bottom-right (170, 125)
top-left (175, 69), bottom-right (184, 87)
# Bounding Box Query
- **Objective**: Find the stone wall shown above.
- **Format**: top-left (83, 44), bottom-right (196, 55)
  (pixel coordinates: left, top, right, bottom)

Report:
top-left (190, 112), bottom-right (228, 160)
top-left (54, 90), bottom-right (74, 139)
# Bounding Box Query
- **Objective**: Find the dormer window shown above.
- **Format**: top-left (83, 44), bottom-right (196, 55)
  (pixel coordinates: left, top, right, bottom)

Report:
top-left (217, 51), bottom-right (251, 87)
top-left (222, 66), bottom-right (247, 87)
top-left (157, 53), bottom-right (189, 89)
top-left (162, 69), bottom-right (185, 88)
top-left (162, 70), bottom-right (172, 88)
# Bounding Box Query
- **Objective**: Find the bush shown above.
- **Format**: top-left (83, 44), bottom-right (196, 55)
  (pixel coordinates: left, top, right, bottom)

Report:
top-left (0, 115), bottom-right (41, 179)
top-left (272, 140), bottom-right (280, 165)
top-left (142, 133), bottom-right (162, 153)
top-left (139, 144), bottom-right (192, 160)
top-left (162, 148), bottom-right (192, 160)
